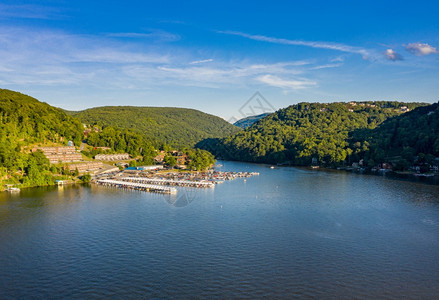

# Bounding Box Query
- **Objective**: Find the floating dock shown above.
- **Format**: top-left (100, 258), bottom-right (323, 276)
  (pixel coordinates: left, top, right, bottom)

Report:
top-left (119, 177), bottom-right (216, 188)
top-left (96, 179), bottom-right (177, 194)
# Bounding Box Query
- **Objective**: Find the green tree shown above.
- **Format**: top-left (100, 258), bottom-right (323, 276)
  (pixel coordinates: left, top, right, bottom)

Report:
top-left (81, 174), bottom-right (91, 183)
top-left (163, 155), bottom-right (177, 167)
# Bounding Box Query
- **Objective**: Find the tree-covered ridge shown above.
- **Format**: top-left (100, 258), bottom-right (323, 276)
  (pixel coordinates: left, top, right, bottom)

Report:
top-left (71, 106), bottom-right (241, 148)
top-left (0, 89), bottom-right (84, 146)
top-left (357, 102), bottom-right (439, 167)
top-left (0, 89), bottom-right (84, 187)
top-left (202, 101), bottom-right (428, 166)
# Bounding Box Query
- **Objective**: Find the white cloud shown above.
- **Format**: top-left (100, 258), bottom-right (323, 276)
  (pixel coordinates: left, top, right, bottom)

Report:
top-left (189, 59), bottom-right (214, 64)
top-left (330, 56), bottom-right (345, 63)
top-left (0, 26), bottom-right (322, 92)
top-left (218, 30), bottom-right (371, 59)
top-left (120, 59), bottom-right (318, 90)
top-left (405, 43), bottom-right (437, 56)
top-left (257, 74), bottom-right (316, 90)
top-left (384, 49), bottom-right (403, 61)
top-left (0, 26), bottom-right (170, 86)
top-left (106, 31), bottom-right (180, 42)
top-left (309, 63), bottom-right (343, 70)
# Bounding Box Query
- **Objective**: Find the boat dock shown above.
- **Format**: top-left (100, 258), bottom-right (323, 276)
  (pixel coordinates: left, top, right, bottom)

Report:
top-left (96, 179), bottom-right (177, 194)
top-left (119, 177), bottom-right (216, 188)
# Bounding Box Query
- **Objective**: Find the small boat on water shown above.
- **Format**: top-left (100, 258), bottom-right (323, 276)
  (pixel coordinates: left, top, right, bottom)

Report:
top-left (270, 166), bottom-right (275, 169)
top-left (6, 187), bottom-right (20, 193)
top-left (311, 166), bottom-right (319, 169)
top-left (414, 173), bottom-right (434, 177)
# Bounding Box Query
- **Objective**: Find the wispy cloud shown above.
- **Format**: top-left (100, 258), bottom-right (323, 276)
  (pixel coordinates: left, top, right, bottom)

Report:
top-left (149, 60), bottom-right (319, 89)
top-left (106, 30), bottom-right (180, 42)
top-left (405, 43), bottom-right (437, 56)
top-left (0, 26), bottom-right (169, 86)
top-left (0, 26), bottom-right (332, 92)
top-left (189, 59), bottom-right (214, 64)
top-left (330, 56), bottom-right (345, 63)
top-left (257, 74), bottom-right (316, 90)
top-left (0, 4), bottom-right (63, 20)
top-left (218, 30), bottom-right (371, 59)
top-left (384, 49), bottom-right (403, 61)
top-left (309, 63), bottom-right (343, 70)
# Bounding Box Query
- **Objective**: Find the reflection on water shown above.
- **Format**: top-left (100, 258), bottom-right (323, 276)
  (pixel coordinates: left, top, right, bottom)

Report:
top-left (0, 161), bottom-right (439, 299)
top-left (163, 187), bottom-right (215, 208)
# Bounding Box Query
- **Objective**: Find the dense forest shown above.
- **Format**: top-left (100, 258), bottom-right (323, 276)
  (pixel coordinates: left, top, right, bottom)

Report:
top-left (185, 148), bottom-right (216, 171)
top-left (355, 102), bottom-right (439, 169)
top-left (0, 89), bottom-right (84, 187)
top-left (70, 106), bottom-right (241, 148)
top-left (199, 101), bottom-right (429, 167)
top-left (84, 125), bottom-right (157, 164)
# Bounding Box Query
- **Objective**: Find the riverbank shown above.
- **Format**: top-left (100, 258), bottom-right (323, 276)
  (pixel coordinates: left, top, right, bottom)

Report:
top-left (303, 165), bottom-right (439, 185)
top-left (1, 178), bottom-right (82, 192)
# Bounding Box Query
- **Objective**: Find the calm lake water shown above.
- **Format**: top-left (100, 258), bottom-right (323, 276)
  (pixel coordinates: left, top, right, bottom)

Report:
top-left (1, 161), bottom-right (439, 299)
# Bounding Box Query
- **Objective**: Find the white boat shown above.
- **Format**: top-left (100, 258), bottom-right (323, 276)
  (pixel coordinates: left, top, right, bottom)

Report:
top-left (270, 166), bottom-right (275, 169)
top-left (6, 187), bottom-right (20, 193)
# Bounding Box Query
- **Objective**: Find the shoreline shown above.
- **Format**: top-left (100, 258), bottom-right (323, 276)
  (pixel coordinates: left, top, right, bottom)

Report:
top-left (3, 161), bottom-right (439, 192)
top-left (300, 165), bottom-right (439, 185)
top-left (1, 179), bottom-right (83, 193)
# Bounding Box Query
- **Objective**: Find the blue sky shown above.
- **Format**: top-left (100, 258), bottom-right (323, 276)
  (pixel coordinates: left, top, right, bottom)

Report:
top-left (0, 0), bottom-right (438, 120)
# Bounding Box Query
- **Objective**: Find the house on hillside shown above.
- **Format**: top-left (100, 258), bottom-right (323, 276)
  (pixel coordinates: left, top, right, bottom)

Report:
top-left (126, 165), bottom-right (163, 171)
top-left (154, 153), bottom-right (165, 163)
top-left (95, 153), bottom-right (130, 161)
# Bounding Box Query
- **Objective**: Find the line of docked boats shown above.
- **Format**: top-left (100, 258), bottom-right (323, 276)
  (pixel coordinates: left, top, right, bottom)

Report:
top-left (95, 170), bottom-right (259, 194)
top-left (96, 179), bottom-right (178, 194)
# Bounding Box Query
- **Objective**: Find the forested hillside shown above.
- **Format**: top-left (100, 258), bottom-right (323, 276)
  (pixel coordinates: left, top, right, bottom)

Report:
top-left (84, 125), bottom-right (157, 164)
top-left (0, 89), bottom-right (84, 187)
top-left (199, 101), bottom-right (427, 166)
top-left (1, 87), bottom-right (436, 188)
top-left (356, 102), bottom-right (439, 168)
top-left (71, 106), bottom-right (241, 148)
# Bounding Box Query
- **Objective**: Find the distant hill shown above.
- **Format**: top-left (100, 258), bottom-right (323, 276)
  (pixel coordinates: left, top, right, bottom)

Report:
top-left (233, 113), bottom-right (271, 129)
top-left (71, 106), bottom-right (241, 148)
top-left (199, 101), bottom-right (428, 165)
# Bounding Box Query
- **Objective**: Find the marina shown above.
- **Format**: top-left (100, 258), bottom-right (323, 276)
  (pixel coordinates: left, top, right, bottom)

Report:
top-left (119, 177), bottom-right (216, 188)
top-left (94, 170), bottom-right (260, 194)
top-left (96, 179), bottom-right (177, 194)
top-left (130, 170), bottom-right (260, 182)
